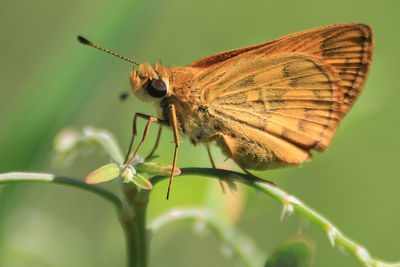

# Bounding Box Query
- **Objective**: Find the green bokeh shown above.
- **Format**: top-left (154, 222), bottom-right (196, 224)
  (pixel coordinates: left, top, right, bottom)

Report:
top-left (0, 0), bottom-right (399, 266)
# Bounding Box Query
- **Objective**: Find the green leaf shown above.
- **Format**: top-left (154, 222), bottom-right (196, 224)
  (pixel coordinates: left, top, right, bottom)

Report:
top-left (132, 173), bottom-right (153, 190)
top-left (85, 163), bottom-right (120, 184)
top-left (135, 162), bottom-right (181, 176)
top-left (265, 241), bottom-right (314, 267)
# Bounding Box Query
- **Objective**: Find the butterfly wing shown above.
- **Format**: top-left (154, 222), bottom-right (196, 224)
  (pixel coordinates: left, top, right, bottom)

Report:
top-left (196, 52), bottom-right (347, 167)
top-left (189, 23), bottom-right (373, 112)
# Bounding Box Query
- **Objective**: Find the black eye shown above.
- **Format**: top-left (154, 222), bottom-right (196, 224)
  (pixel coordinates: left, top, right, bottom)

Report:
top-left (146, 79), bottom-right (168, 98)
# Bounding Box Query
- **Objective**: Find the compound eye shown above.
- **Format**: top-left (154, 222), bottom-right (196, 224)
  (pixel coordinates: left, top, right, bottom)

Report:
top-left (146, 79), bottom-right (168, 98)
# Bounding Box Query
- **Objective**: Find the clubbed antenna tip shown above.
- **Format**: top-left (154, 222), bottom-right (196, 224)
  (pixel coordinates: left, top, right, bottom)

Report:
top-left (77, 35), bottom-right (92, 45)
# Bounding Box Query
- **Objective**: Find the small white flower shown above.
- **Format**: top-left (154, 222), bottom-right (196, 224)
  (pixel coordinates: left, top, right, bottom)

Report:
top-left (121, 165), bottom-right (136, 183)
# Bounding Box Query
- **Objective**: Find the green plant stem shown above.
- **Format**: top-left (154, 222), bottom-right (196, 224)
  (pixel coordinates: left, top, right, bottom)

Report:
top-left (148, 208), bottom-right (266, 267)
top-left (120, 184), bottom-right (149, 267)
top-left (151, 168), bottom-right (400, 267)
top-left (0, 172), bottom-right (122, 210)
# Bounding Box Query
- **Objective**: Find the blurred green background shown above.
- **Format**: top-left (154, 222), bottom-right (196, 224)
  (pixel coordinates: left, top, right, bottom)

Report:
top-left (0, 0), bottom-right (399, 266)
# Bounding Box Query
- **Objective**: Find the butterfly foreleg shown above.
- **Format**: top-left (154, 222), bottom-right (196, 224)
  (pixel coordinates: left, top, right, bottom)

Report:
top-left (145, 125), bottom-right (162, 161)
top-left (124, 113), bottom-right (166, 167)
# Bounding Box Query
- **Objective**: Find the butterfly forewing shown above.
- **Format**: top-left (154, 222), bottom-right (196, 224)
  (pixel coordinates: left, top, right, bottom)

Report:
top-left (189, 23), bottom-right (373, 113)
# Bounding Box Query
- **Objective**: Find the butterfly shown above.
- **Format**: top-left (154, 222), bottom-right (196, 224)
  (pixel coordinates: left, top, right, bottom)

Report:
top-left (78, 23), bottom-right (374, 198)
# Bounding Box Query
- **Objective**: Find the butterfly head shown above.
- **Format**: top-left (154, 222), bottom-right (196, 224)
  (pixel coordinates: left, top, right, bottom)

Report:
top-left (130, 62), bottom-right (170, 103)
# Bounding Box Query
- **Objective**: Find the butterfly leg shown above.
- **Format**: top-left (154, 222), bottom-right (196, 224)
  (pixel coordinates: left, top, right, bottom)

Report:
top-left (145, 125), bottom-right (162, 161)
top-left (124, 113), bottom-right (166, 169)
top-left (166, 104), bottom-right (180, 200)
top-left (206, 144), bottom-right (227, 193)
top-left (201, 132), bottom-right (277, 186)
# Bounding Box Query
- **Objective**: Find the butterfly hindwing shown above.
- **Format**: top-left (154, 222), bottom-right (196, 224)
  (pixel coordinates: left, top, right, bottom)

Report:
top-left (197, 53), bottom-right (343, 167)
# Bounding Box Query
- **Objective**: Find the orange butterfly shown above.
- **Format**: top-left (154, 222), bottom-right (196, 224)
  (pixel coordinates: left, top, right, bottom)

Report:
top-left (79, 23), bottom-right (374, 198)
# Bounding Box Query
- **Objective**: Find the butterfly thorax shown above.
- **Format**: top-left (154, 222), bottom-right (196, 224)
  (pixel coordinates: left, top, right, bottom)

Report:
top-left (160, 66), bottom-right (217, 145)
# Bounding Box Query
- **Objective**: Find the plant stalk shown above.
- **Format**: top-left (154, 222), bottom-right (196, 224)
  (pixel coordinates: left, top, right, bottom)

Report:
top-left (120, 184), bottom-right (150, 267)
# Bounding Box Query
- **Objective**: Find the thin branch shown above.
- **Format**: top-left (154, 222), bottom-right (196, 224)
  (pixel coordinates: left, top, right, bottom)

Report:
top-left (151, 168), bottom-right (400, 267)
top-left (148, 208), bottom-right (266, 267)
top-left (120, 184), bottom-right (149, 267)
top-left (0, 172), bottom-right (122, 210)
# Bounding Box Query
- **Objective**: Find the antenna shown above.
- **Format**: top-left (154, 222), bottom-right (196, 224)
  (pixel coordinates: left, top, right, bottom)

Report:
top-left (77, 35), bottom-right (140, 66)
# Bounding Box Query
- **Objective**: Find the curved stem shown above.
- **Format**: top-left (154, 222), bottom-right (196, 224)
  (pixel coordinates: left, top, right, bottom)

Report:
top-left (148, 208), bottom-right (265, 267)
top-left (150, 168), bottom-right (400, 267)
top-left (0, 172), bottom-right (122, 211)
top-left (120, 184), bottom-right (149, 267)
